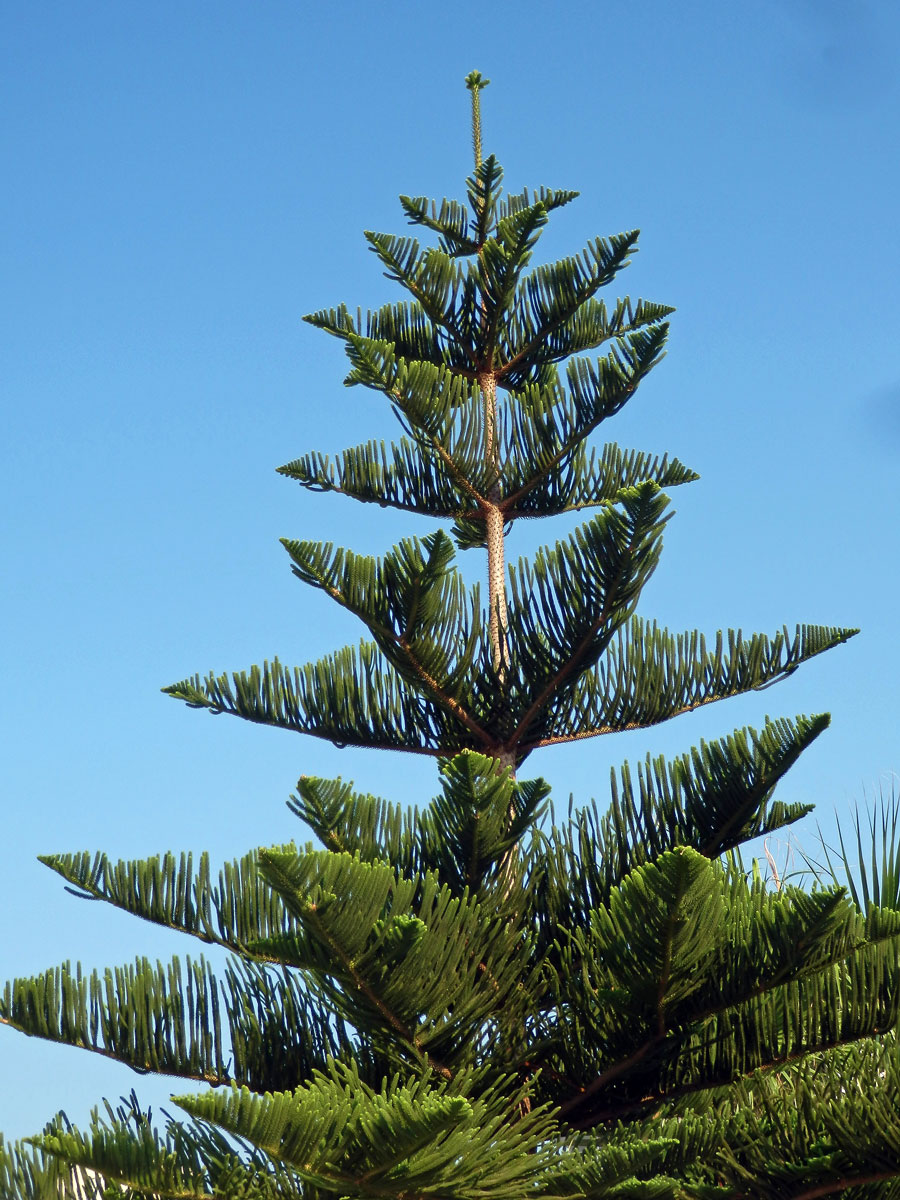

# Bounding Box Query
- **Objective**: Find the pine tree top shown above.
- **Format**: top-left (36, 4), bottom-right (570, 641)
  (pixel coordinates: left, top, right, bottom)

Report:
top-left (0, 71), bottom-right (888, 1200)
top-left (163, 76), bottom-right (855, 766)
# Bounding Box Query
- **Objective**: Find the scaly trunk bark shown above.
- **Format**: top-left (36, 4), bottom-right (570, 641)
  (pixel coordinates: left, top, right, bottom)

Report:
top-left (479, 368), bottom-right (509, 685)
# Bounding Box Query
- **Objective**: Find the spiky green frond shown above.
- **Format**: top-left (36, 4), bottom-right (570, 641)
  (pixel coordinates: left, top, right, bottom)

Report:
top-left (817, 785), bottom-right (900, 915)
top-left (497, 184), bottom-right (580, 222)
top-left (584, 848), bottom-right (728, 1020)
top-left (174, 1063), bottom-right (556, 1200)
top-left (0, 951), bottom-right (349, 1096)
top-left (286, 325), bottom-right (673, 536)
top-left (420, 752), bottom-right (550, 896)
top-left (504, 443), bottom-right (698, 521)
top-left (562, 316), bottom-right (670, 405)
top-left (309, 309), bottom-right (669, 479)
top-left (310, 175), bottom-right (653, 396)
top-left (38, 847), bottom-right (297, 951)
top-left (281, 530), bottom-right (482, 699)
top-left (301, 299), bottom-right (355, 339)
top-left (219, 958), bottom-right (352, 1092)
top-left (507, 310), bottom-right (671, 394)
top-left (451, 325), bottom-right (675, 541)
top-left (308, 281), bottom-right (669, 404)
top-left (6, 959), bottom-right (327, 1095)
top-left (399, 194), bottom-right (480, 257)
top-left (543, 1132), bottom-right (688, 1200)
top-left (548, 714), bottom-right (829, 926)
top-left (0, 1136), bottom-right (104, 1200)
top-left (364, 233), bottom-right (471, 349)
top-left (163, 644), bottom-right (486, 756)
top-left (25, 857), bottom-right (369, 1091)
top-left (251, 849), bottom-right (537, 1066)
top-left (467, 155), bottom-right (505, 247)
top-left (705, 1035), bottom-right (900, 1195)
top-left (502, 484), bottom-right (670, 746)
top-left (496, 233), bottom-right (645, 386)
top-left (399, 183), bottom-right (579, 260)
top-left (31, 1094), bottom-right (272, 1200)
top-left (0, 956), bottom-right (230, 1084)
top-left (344, 334), bottom-right (475, 420)
top-left (341, 339), bottom-right (493, 495)
top-left (477, 200), bottom-right (550, 353)
top-left (493, 327), bottom-right (673, 514)
top-left (610, 1112), bottom-right (731, 1194)
top-left (163, 613), bottom-right (855, 767)
top-left (546, 619), bottom-right (858, 748)
top-left (179, 1075), bottom-right (468, 1195)
top-left (523, 231), bottom-right (640, 326)
top-left (579, 870), bottom-right (895, 1029)
top-left (278, 436), bottom-right (471, 518)
top-left (278, 425), bottom-right (694, 536)
top-left (547, 855), bottom-right (900, 1127)
top-left (559, 966), bottom-right (900, 1131)
top-left (305, 301), bottom-right (461, 374)
top-left (289, 753), bottom-right (548, 904)
top-left (254, 849), bottom-right (419, 966)
top-left (289, 774), bottom-right (419, 865)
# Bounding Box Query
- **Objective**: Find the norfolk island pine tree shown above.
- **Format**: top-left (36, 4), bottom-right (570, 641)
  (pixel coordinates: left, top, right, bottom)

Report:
top-left (4, 72), bottom-right (900, 1199)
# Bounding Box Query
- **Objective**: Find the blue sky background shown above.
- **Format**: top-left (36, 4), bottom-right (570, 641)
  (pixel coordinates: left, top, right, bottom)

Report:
top-left (3, 0), bottom-right (899, 1140)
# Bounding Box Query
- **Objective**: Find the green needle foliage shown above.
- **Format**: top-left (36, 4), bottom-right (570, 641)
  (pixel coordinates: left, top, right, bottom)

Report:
top-left (4, 71), bottom-right (900, 1198)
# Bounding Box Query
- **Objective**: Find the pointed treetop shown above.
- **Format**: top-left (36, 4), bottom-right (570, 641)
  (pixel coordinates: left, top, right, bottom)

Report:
top-left (464, 70), bottom-right (490, 170)
top-left (464, 70), bottom-right (490, 90)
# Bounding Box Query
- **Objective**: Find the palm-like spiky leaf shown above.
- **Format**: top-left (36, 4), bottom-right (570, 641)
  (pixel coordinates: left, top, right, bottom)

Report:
top-left (0, 952), bottom-right (348, 1093)
top-left (816, 785), bottom-right (900, 915)
top-left (289, 774), bottom-right (419, 865)
top-left (32, 1095), bottom-right (270, 1200)
top-left (503, 483), bottom-right (670, 745)
top-left (251, 849), bottom-right (538, 1067)
top-left (476, 200), bottom-right (550, 353)
top-left (705, 1035), bottom-right (900, 1195)
top-left (0, 1136), bottom-right (106, 1200)
top-left (467, 155), bottom-right (505, 247)
top-left (504, 443), bottom-right (698, 521)
top-left (399, 193), bottom-right (479, 257)
top-left (37, 847), bottom-right (298, 952)
top-left (546, 714), bottom-right (829, 929)
top-left (175, 1064), bottom-right (556, 1200)
top-left (290, 752), bottom-right (548, 899)
top-left (281, 530), bottom-right (482, 701)
top-left (550, 619), bottom-right (858, 748)
top-left (419, 752), bottom-right (550, 896)
top-left (278, 436), bottom-right (471, 518)
top-left (163, 643), bottom-right (488, 756)
top-left (305, 301), bottom-right (461, 374)
top-left (543, 1131), bottom-right (691, 1200)
top-left (497, 233), bottom-right (643, 385)
top-left (0, 956), bottom-right (229, 1084)
top-left (497, 184), bottom-right (580, 222)
top-left (364, 233), bottom-right (469, 349)
top-left (546, 852), bottom-right (900, 1127)
top-left (163, 618), bottom-right (857, 764)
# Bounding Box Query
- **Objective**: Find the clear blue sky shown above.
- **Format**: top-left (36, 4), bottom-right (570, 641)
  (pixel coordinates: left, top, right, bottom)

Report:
top-left (3, 0), bottom-right (899, 1140)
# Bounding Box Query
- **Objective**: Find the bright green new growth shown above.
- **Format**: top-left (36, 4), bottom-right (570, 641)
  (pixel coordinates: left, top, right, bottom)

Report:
top-left (3, 73), bottom-right (900, 1198)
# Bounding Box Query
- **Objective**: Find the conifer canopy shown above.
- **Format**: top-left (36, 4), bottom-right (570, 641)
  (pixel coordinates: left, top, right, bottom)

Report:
top-left (3, 72), bottom-right (899, 1199)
